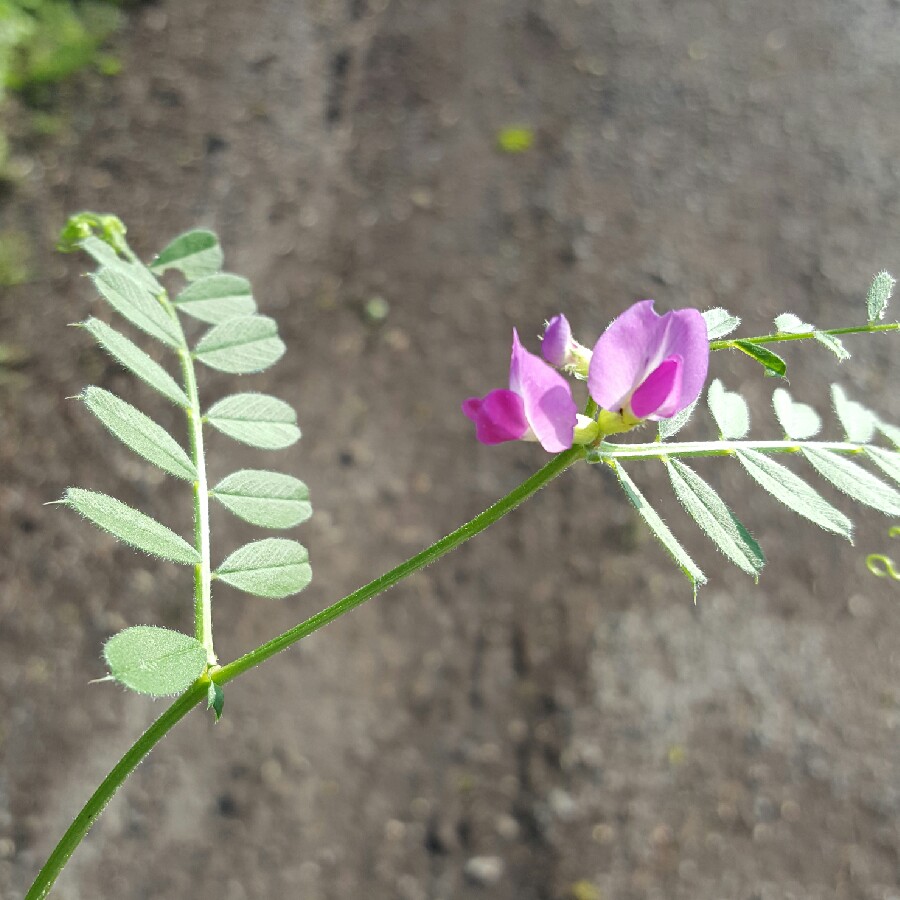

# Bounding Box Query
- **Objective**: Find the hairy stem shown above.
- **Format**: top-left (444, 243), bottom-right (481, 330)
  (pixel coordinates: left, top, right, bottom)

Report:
top-left (589, 439), bottom-right (866, 462)
top-left (24, 447), bottom-right (583, 899)
top-left (710, 321), bottom-right (900, 352)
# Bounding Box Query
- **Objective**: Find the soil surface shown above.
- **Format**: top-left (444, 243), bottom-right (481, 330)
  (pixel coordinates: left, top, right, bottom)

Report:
top-left (2, 1), bottom-right (900, 898)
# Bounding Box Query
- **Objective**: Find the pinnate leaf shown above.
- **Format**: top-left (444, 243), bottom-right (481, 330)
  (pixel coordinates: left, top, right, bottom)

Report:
top-left (736, 449), bottom-right (852, 539)
top-left (64, 488), bottom-right (201, 564)
top-left (206, 393), bottom-right (300, 449)
top-left (734, 340), bottom-right (787, 378)
top-left (82, 318), bottom-right (189, 407)
top-left (194, 315), bottom-right (285, 374)
top-left (708, 379), bottom-right (750, 439)
top-left (82, 387), bottom-right (196, 481)
top-left (613, 462), bottom-right (706, 600)
top-left (215, 538), bottom-right (312, 598)
top-left (801, 448), bottom-right (900, 516)
top-left (703, 308), bottom-right (741, 340)
top-left (772, 388), bottom-right (821, 440)
top-left (92, 267), bottom-right (183, 348)
top-left (173, 273), bottom-right (257, 324)
top-left (212, 469), bottom-right (311, 529)
top-left (151, 229), bottom-right (223, 281)
top-left (831, 384), bottom-right (877, 443)
top-left (665, 458), bottom-right (764, 578)
top-left (103, 626), bottom-right (207, 696)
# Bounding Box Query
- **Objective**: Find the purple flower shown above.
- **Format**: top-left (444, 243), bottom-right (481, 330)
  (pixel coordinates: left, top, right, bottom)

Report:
top-left (541, 314), bottom-right (573, 366)
top-left (463, 330), bottom-right (577, 451)
top-left (587, 300), bottom-right (709, 421)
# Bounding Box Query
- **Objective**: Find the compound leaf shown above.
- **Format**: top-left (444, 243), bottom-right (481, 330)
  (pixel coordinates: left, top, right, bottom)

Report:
top-left (151, 229), bottom-right (223, 281)
top-left (172, 273), bottom-right (256, 324)
top-left (708, 379), bottom-right (750, 439)
top-left (613, 462), bottom-right (706, 600)
top-left (801, 447), bottom-right (900, 516)
top-left (194, 315), bottom-right (285, 374)
top-left (736, 449), bottom-right (852, 540)
top-left (734, 340), bottom-right (787, 378)
top-left (831, 384), bottom-right (877, 444)
top-left (82, 387), bottom-right (196, 481)
top-left (92, 267), bottom-right (183, 348)
top-left (772, 388), bottom-right (821, 440)
top-left (82, 318), bottom-right (189, 407)
top-left (64, 488), bottom-right (200, 564)
top-left (703, 308), bottom-right (741, 340)
top-left (215, 538), bottom-right (311, 598)
top-left (665, 458), bottom-right (764, 578)
top-left (103, 626), bottom-right (206, 697)
top-left (212, 469), bottom-right (311, 529)
top-left (206, 393), bottom-right (300, 449)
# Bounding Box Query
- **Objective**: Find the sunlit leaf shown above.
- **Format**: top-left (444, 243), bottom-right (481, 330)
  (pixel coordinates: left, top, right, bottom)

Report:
top-left (215, 538), bottom-right (312, 598)
top-left (82, 318), bottom-right (189, 407)
top-left (82, 387), bottom-right (196, 481)
top-left (64, 488), bottom-right (200, 564)
top-left (151, 229), bottom-right (223, 281)
top-left (205, 393), bottom-right (300, 449)
top-left (92, 267), bottom-right (183, 348)
top-left (707, 379), bottom-right (750, 439)
top-left (865, 446), bottom-right (900, 486)
top-left (813, 331), bottom-right (849, 361)
top-left (771, 388), bottom-right (821, 440)
top-left (831, 384), bottom-right (877, 443)
top-left (212, 469), bottom-right (311, 529)
top-left (613, 462), bottom-right (706, 600)
top-left (665, 458), bottom-right (764, 578)
top-left (733, 340), bottom-right (787, 378)
top-left (703, 308), bottom-right (741, 340)
top-left (658, 396), bottom-right (699, 440)
top-left (103, 626), bottom-right (206, 697)
top-left (194, 315), bottom-right (285, 374)
top-left (735, 449), bottom-right (852, 539)
top-left (801, 448), bottom-right (900, 516)
top-left (773, 312), bottom-right (812, 334)
top-left (866, 270), bottom-right (895, 323)
top-left (172, 273), bottom-right (256, 324)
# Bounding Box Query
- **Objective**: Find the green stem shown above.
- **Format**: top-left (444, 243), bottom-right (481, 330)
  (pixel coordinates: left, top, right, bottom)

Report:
top-left (589, 438), bottom-right (866, 462)
top-left (24, 447), bottom-right (583, 899)
top-left (710, 321), bottom-right (900, 352)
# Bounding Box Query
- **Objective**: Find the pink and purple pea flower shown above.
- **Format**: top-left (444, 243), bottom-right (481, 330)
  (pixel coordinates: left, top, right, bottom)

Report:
top-left (462, 300), bottom-right (709, 451)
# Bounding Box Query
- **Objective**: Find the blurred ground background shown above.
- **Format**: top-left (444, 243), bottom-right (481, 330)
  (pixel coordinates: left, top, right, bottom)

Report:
top-left (2, 0), bottom-right (900, 898)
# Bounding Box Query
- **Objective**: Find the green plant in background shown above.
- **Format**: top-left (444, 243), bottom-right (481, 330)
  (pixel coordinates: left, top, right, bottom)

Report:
top-left (0, 0), bottom-right (122, 98)
top-left (22, 212), bottom-right (900, 898)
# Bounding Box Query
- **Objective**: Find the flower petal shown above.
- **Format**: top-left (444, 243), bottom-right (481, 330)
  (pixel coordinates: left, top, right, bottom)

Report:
top-left (541, 314), bottom-right (572, 366)
top-left (655, 308), bottom-right (709, 413)
top-left (587, 300), bottom-right (661, 411)
top-left (631, 355), bottom-right (682, 419)
top-left (462, 389), bottom-right (529, 444)
top-left (510, 330), bottom-right (577, 451)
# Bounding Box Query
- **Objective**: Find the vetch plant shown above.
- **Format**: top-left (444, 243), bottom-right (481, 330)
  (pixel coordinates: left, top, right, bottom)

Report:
top-left (23, 212), bottom-right (900, 898)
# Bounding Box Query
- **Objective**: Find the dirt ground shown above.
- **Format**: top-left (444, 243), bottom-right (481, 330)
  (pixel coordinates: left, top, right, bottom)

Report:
top-left (2, 0), bottom-right (900, 898)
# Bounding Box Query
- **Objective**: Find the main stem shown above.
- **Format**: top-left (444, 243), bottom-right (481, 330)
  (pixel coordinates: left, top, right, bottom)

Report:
top-left (24, 447), bottom-right (583, 899)
top-left (710, 321), bottom-right (900, 351)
